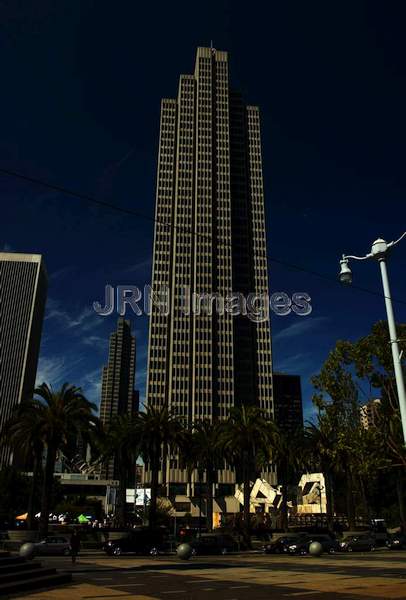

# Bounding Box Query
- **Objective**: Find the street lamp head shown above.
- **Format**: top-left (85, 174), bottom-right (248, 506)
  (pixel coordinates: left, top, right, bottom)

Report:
top-left (339, 257), bottom-right (352, 285)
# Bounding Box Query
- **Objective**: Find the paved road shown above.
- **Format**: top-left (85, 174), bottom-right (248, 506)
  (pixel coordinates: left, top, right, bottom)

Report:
top-left (17, 550), bottom-right (406, 599)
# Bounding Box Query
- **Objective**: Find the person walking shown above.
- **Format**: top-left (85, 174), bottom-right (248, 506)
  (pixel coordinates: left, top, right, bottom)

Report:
top-left (70, 529), bottom-right (81, 564)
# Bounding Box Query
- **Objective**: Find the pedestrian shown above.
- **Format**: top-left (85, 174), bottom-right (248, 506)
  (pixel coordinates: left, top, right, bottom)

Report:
top-left (70, 529), bottom-right (81, 564)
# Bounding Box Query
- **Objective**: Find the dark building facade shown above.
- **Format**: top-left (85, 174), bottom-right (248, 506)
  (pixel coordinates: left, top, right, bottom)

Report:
top-left (0, 252), bottom-right (47, 466)
top-left (273, 373), bottom-right (303, 435)
top-left (99, 318), bottom-right (138, 479)
top-left (146, 47), bottom-right (274, 503)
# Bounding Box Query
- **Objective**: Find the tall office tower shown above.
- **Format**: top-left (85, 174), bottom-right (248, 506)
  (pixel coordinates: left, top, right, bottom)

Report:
top-left (0, 252), bottom-right (47, 466)
top-left (146, 47), bottom-right (274, 509)
top-left (99, 318), bottom-right (138, 480)
top-left (273, 373), bottom-right (304, 436)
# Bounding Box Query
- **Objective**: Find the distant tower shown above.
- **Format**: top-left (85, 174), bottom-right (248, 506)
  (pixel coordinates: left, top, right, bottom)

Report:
top-left (146, 47), bottom-right (274, 502)
top-left (99, 318), bottom-right (138, 479)
top-left (273, 373), bottom-right (304, 436)
top-left (0, 252), bottom-right (47, 466)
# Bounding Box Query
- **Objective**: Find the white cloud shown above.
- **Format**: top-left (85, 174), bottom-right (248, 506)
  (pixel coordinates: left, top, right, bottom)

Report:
top-left (273, 316), bottom-right (329, 342)
top-left (35, 355), bottom-right (84, 387)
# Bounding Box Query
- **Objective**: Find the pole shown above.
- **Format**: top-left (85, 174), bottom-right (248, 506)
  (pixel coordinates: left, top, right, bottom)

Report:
top-left (378, 258), bottom-right (406, 444)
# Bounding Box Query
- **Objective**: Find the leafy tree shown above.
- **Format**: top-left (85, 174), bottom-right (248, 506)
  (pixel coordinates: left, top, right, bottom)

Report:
top-left (0, 401), bottom-right (45, 529)
top-left (220, 406), bottom-right (275, 546)
top-left (28, 383), bottom-right (97, 536)
top-left (272, 426), bottom-right (305, 531)
top-left (95, 415), bottom-right (138, 528)
top-left (181, 420), bottom-right (225, 531)
top-left (137, 405), bottom-right (184, 529)
top-left (0, 466), bottom-right (30, 524)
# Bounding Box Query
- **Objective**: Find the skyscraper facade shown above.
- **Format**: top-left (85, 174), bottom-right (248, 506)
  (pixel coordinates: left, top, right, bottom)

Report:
top-left (273, 373), bottom-right (304, 436)
top-left (99, 318), bottom-right (138, 480)
top-left (146, 47), bottom-right (274, 505)
top-left (0, 252), bottom-right (47, 466)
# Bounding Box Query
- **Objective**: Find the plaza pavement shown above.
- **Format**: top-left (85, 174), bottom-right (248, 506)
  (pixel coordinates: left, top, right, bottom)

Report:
top-left (11, 550), bottom-right (406, 600)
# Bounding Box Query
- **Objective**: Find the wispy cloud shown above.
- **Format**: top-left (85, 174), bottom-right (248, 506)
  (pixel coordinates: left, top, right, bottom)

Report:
top-left (45, 298), bottom-right (103, 333)
top-left (35, 355), bottom-right (85, 387)
top-left (49, 265), bottom-right (76, 281)
top-left (1, 242), bottom-right (14, 252)
top-left (120, 257), bottom-right (152, 275)
top-left (81, 367), bottom-right (103, 407)
top-left (273, 316), bottom-right (329, 342)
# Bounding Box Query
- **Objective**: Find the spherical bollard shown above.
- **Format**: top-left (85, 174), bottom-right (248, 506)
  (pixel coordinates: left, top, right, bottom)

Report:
top-left (19, 542), bottom-right (35, 560)
top-left (177, 543), bottom-right (193, 560)
top-left (309, 541), bottom-right (323, 557)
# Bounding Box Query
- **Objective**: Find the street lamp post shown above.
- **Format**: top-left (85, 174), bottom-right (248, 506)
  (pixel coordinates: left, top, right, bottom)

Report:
top-left (338, 232), bottom-right (406, 443)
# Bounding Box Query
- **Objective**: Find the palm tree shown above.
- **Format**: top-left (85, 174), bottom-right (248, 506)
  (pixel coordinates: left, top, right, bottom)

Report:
top-left (272, 426), bottom-right (305, 531)
top-left (182, 420), bottom-right (225, 532)
top-left (95, 415), bottom-right (139, 528)
top-left (137, 405), bottom-right (184, 529)
top-left (0, 402), bottom-right (44, 529)
top-left (221, 406), bottom-right (275, 546)
top-left (31, 383), bottom-right (97, 536)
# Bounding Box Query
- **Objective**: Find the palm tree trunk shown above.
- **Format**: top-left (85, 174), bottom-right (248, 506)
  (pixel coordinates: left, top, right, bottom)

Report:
top-left (359, 476), bottom-right (371, 524)
top-left (149, 456), bottom-right (159, 529)
top-left (242, 456), bottom-right (251, 548)
top-left (280, 462), bottom-right (289, 532)
top-left (345, 469), bottom-right (356, 530)
top-left (325, 471), bottom-right (334, 531)
top-left (206, 473), bottom-right (214, 533)
top-left (40, 445), bottom-right (57, 537)
top-left (115, 457), bottom-right (127, 529)
top-left (396, 470), bottom-right (405, 525)
top-left (27, 455), bottom-right (40, 530)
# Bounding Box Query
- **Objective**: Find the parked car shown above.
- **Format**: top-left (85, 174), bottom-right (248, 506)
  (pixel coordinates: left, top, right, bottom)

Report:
top-left (103, 529), bottom-right (167, 556)
top-left (339, 534), bottom-right (375, 552)
top-left (386, 533), bottom-right (406, 550)
top-left (33, 536), bottom-right (71, 556)
top-left (264, 535), bottom-right (309, 554)
top-left (189, 533), bottom-right (238, 555)
top-left (287, 534), bottom-right (340, 555)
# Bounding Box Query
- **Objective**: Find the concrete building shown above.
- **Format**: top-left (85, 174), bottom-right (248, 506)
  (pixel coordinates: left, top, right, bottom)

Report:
top-left (146, 47), bottom-right (274, 513)
top-left (99, 318), bottom-right (138, 479)
top-left (273, 373), bottom-right (303, 435)
top-left (0, 252), bottom-right (47, 466)
top-left (360, 398), bottom-right (381, 429)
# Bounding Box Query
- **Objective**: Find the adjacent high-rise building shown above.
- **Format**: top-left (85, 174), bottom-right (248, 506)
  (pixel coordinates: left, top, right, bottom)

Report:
top-left (99, 318), bottom-right (138, 479)
top-left (146, 47), bottom-right (274, 509)
top-left (0, 252), bottom-right (47, 466)
top-left (273, 373), bottom-right (303, 436)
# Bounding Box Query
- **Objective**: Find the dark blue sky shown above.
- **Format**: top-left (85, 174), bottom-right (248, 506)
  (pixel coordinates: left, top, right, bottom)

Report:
top-left (1, 1), bottom-right (405, 420)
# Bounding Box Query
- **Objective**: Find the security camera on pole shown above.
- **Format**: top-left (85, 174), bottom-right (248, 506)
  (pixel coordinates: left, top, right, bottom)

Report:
top-left (338, 232), bottom-right (406, 444)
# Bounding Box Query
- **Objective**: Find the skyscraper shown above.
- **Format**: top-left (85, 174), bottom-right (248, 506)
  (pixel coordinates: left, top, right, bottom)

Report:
top-left (273, 373), bottom-right (304, 436)
top-left (99, 318), bottom-right (138, 479)
top-left (146, 47), bottom-right (274, 506)
top-left (0, 252), bottom-right (47, 466)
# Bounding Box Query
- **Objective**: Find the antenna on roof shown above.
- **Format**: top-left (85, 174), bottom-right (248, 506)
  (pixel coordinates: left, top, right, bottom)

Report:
top-left (210, 40), bottom-right (215, 53)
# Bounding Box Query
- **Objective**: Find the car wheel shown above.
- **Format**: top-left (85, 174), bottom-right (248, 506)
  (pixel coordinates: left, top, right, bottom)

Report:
top-left (150, 547), bottom-right (158, 557)
top-left (113, 546), bottom-right (122, 556)
top-left (63, 548), bottom-right (70, 556)
top-left (328, 548), bottom-right (336, 554)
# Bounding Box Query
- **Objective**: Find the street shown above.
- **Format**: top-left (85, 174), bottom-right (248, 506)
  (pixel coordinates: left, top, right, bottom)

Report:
top-left (15, 549), bottom-right (406, 599)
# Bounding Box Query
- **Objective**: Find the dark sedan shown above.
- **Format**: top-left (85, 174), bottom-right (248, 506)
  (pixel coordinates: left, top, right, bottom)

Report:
top-left (103, 529), bottom-right (167, 556)
top-left (287, 534), bottom-right (340, 555)
top-left (386, 533), bottom-right (406, 550)
top-left (339, 534), bottom-right (375, 552)
top-left (189, 533), bottom-right (238, 555)
top-left (264, 535), bottom-right (309, 554)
